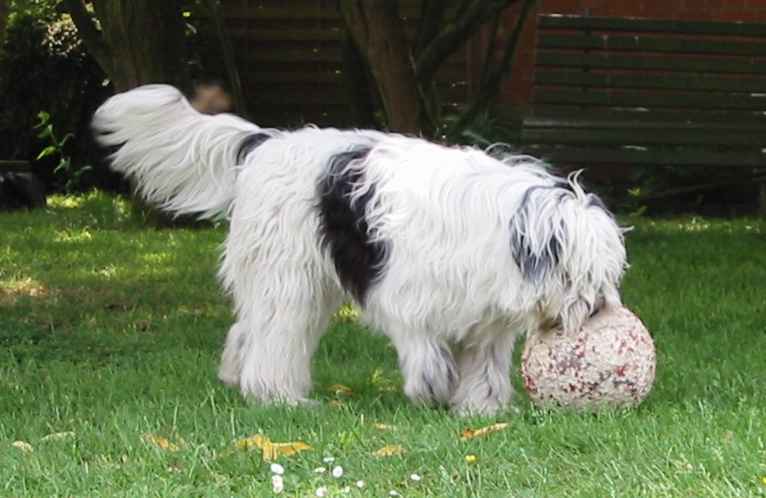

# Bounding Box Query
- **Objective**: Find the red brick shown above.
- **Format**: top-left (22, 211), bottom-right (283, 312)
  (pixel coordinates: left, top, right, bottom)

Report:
top-left (701, 0), bottom-right (726, 9)
top-left (639, 2), bottom-right (679, 19)
top-left (540, 0), bottom-right (581, 12)
top-left (715, 9), bottom-right (763, 20)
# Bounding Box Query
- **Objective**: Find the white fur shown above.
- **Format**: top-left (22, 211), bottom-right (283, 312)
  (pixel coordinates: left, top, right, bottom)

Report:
top-left (94, 85), bottom-right (628, 415)
top-left (93, 84), bottom-right (279, 219)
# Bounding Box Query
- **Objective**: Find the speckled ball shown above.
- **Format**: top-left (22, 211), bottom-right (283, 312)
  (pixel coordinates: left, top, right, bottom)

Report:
top-left (521, 306), bottom-right (656, 410)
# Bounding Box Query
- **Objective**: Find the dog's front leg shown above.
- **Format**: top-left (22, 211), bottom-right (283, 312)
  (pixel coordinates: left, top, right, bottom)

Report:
top-left (392, 334), bottom-right (458, 407)
top-left (450, 326), bottom-right (520, 416)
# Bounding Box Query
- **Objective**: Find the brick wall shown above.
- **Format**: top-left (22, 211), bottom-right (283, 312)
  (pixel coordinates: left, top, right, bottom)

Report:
top-left (500, 0), bottom-right (766, 106)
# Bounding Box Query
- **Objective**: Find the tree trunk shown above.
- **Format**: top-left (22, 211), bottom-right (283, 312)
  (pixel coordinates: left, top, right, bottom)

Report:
top-left (341, 31), bottom-right (378, 129)
top-left (93, 0), bottom-right (188, 91)
top-left (65, 0), bottom-right (193, 226)
top-left (66, 0), bottom-right (188, 92)
top-left (340, 0), bottom-right (420, 134)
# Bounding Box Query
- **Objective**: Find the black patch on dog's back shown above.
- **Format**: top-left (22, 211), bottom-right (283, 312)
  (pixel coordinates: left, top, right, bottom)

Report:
top-left (236, 133), bottom-right (271, 163)
top-left (318, 146), bottom-right (386, 304)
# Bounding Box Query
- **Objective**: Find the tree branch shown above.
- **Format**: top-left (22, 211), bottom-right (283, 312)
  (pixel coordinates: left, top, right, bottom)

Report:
top-left (448, 0), bottom-right (535, 136)
top-left (415, 0), bottom-right (516, 86)
top-left (479, 15), bottom-right (502, 88)
top-left (415, 0), bottom-right (446, 57)
top-left (62, 0), bottom-right (113, 76)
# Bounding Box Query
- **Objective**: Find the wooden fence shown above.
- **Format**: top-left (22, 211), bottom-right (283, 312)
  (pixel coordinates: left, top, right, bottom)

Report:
top-left (221, 0), bottom-right (474, 127)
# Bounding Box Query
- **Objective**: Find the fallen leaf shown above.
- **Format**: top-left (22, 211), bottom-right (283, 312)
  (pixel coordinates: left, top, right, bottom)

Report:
top-left (370, 368), bottom-right (398, 392)
top-left (372, 444), bottom-right (406, 458)
top-left (722, 430), bottom-right (734, 443)
top-left (465, 454), bottom-right (478, 464)
top-left (12, 441), bottom-right (33, 453)
top-left (234, 434), bottom-right (311, 462)
top-left (143, 433), bottom-right (181, 452)
top-left (372, 423), bottom-right (395, 431)
top-left (41, 431), bottom-right (75, 442)
top-left (460, 422), bottom-right (510, 441)
top-left (233, 434), bottom-right (268, 451)
top-left (328, 384), bottom-right (353, 397)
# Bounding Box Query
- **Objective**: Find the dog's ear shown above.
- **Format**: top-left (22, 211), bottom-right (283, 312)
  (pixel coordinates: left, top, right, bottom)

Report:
top-left (510, 184), bottom-right (570, 283)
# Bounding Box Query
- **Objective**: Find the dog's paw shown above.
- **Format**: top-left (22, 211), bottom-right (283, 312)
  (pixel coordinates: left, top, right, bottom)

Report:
top-left (450, 394), bottom-right (519, 417)
top-left (404, 368), bottom-right (457, 407)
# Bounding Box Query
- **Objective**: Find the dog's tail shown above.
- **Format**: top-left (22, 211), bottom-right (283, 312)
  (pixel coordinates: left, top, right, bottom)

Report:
top-left (93, 84), bottom-right (275, 219)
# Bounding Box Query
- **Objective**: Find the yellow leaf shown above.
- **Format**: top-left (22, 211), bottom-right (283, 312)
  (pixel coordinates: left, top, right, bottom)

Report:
top-left (460, 422), bottom-right (510, 441)
top-left (761, 476), bottom-right (766, 486)
top-left (12, 441), bottom-right (33, 453)
top-left (234, 434), bottom-right (270, 451)
top-left (143, 433), bottom-right (180, 452)
top-left (372, 423), bottom-right (395, 431)
top-left (372, 444), bottom-right (406, 458)
top-left (234, 435), bottom-right (312, 462)
top-left (465, 454), bottom-right (478, 464)
top-left (266, 441), bottom-right (312, 462)
top-left (328, 384), bottom-right (353, 397)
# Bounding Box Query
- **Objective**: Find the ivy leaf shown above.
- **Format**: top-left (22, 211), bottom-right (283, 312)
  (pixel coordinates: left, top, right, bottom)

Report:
top-left (36, 146), bottom-right (57, 161)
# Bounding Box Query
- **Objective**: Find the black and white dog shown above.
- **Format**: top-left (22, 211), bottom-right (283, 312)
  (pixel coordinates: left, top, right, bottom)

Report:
top-left (93, 85), bottom-right (627, 415)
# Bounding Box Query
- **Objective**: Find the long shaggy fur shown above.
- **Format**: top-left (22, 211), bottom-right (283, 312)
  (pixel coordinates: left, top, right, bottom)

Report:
top-left (94, 85), bottom-right (627, 415)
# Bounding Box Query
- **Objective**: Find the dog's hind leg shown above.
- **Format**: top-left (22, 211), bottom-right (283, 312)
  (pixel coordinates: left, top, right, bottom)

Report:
top-left (218, 321), bottom-right (245, 387)
top-left (231, 274), bottom-right (342, 406)
top-left (220, 225), bottom-right (343, 404)
top-left (450, 323), bottom-right (520, 416)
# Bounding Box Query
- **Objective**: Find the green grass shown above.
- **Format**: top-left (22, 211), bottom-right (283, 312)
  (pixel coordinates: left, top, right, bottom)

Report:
top-left (1, 191), bottom-right (765, 497)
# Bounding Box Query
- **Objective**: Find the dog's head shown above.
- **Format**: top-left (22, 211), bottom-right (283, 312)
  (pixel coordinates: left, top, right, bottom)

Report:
top-left (510, 173), bottom-right (627, 334)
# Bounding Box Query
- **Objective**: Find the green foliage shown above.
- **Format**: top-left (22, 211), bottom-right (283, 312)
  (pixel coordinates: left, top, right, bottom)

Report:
top-left (8, 0), bottom-right (61, 25)
top-left (1, 196), bottom-right (765, 496)
top-left (0, 0), bottom-right (106, 195)
top-left (34, 110), bottom-right (91, 193)
top-left (0, 1), bottom-right (97, 158)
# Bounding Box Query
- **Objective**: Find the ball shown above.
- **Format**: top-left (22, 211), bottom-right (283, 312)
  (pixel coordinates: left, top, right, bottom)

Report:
top-left (521, 306), bottom-right (656, 409)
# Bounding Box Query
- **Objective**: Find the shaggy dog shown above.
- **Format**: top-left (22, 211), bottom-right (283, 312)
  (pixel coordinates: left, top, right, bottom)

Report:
top-left (93, 85), bottom-right (627, 415)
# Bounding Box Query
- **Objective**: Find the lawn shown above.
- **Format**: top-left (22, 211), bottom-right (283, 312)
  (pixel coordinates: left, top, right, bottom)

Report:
top-left (1, 192), bottom-right (765, 498)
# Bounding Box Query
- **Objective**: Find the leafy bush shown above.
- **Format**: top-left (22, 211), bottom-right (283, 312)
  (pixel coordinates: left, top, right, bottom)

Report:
top-left (0, 1), bottom-right (107, 192)
top-left (34, 110), bottom-right (91, 193)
